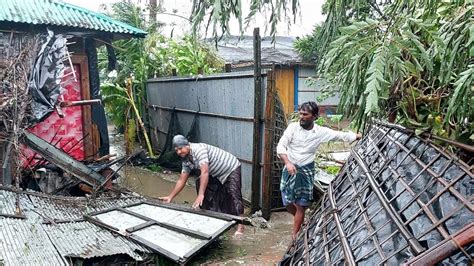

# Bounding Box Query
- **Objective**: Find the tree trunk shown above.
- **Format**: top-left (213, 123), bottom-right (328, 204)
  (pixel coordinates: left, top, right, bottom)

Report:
top-left (149, 0), bottom-right (157, 24)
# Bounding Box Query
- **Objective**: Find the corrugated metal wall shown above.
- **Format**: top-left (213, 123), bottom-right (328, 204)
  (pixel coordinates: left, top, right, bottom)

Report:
top-left (146, 72), bottom-right (266, 203)
top-left (234, 65), bottom-right (341, 115)
top-left (297, 66), bottom-right (340, 109)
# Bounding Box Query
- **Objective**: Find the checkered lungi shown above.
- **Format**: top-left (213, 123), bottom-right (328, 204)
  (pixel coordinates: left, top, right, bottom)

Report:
top-left (280, 162), bottom-right (315, 206)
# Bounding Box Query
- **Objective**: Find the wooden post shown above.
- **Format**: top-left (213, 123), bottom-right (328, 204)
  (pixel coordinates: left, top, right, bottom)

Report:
top-left (262, 70), bottom-right (276, 220)
top-left (251, 28), bottom-right (262, 212)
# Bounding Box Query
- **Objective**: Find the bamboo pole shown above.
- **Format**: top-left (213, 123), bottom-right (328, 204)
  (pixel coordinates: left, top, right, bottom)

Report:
top-left (125, 78), bottom-right (155, 158)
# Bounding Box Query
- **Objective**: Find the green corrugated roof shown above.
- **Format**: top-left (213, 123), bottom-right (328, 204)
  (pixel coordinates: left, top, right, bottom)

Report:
top-left (0, 0), bottom-right (147, 37)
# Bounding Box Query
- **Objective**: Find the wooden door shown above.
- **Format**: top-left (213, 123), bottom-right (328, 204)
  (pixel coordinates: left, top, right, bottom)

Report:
top-left (274, 68), bottom-right (295, 116)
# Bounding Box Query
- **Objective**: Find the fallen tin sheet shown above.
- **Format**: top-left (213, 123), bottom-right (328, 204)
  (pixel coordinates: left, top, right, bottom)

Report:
top-left (280, 120), bottom-right (473, 265)
top-left (85, 201), bottom-right (237, 264)
top-left (0, 187), bottom-right (151, 264)
top-left (42, 221), bottom-right (148, 260)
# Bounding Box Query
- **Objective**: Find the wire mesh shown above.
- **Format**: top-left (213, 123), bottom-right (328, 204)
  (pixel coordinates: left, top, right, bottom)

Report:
top-left (270, 94), bottom-right (287, 209)
top-left (280, 120), bottom-right (473, 265)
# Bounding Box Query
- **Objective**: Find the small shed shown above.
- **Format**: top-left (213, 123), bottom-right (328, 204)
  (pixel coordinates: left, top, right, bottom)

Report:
top-left (216, 36), bottom-right (339, 116)
top-left (0, 0), bottom-right (146, 183)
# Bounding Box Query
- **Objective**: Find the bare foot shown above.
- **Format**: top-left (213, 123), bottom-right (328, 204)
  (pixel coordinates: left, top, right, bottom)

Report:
top-left (233, 224), bottom-right (245, 239)
top-left (233, 230), bottom-right (244, 238)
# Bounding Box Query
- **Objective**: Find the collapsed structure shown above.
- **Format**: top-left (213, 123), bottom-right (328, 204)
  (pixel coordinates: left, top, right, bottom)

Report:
top-left (0, 1), bottom-right (245, 264)
top-left (0, 0), bottom-right (146, 189)
top-left (281, 120), bottom-right (473, 265)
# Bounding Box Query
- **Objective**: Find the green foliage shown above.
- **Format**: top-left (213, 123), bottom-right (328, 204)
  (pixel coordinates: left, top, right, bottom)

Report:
top-left (315, 117), bottom-right (326, 126)
top-left (99, 1), bottom-right (224, 130)
top-left (294, 26), bottom-right (322, 61)
top-left (295, 0), bottom-right (474, 145)
top-left (190, 0), bottom-right (299, 40)
top-left (146, 163), bottom-right (162, 172)
top-left (322, 165), bottom-right (341, 175)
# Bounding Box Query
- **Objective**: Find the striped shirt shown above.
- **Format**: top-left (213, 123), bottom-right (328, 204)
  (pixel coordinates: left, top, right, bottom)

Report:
top-left (181, 143), bottom-right (241, 184)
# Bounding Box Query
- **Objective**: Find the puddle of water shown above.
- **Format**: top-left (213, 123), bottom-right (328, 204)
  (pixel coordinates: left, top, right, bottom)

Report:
top-left (119, 166), bottom-right (196, 205)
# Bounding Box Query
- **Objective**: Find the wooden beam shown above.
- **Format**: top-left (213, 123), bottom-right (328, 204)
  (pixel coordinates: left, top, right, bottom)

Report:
top-left (251, 27), bottom-right (263, 212)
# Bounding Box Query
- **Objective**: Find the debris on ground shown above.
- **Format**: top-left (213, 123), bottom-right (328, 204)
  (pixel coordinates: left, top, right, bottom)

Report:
top-left (250, 210), bottom-right (271, 229)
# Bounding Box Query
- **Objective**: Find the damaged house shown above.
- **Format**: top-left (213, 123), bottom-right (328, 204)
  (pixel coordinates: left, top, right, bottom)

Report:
top-left (0, 0), bottom-right (245, 264)
top-left (0, 0), bottom-right (146, 188)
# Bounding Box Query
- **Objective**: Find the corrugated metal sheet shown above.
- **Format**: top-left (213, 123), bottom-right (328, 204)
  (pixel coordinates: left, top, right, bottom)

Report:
top-left (27, 193), bottom-right (143, 221)
top-left (42, 221), bottom-right (149, 260)
top-left (133, 225), bottom-right (204, 258)
top-left (215, 36), bottom-right (308, 65)
top-left (0, 188), bottom-right (152, 264)
top-left (0, 0), bottom-right (146, 37)
top-left (147, 72), bottom-right (264, 202)
top-left (0, 218), bottom-right (67, 265)
top-left (126, 203), bottom-right (230, 236)
top-left (94, 210), bottom-right (147, 231)
top-left (297, 74), bottom-right (340, 106)
top-left (0, 189), bottom-right (18, 215)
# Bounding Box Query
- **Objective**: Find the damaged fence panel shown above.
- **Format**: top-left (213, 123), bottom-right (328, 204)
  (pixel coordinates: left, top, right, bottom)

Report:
top-left (280, 120), bottom-right (473, 265)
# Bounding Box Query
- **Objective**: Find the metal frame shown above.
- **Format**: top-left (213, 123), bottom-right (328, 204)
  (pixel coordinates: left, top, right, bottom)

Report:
top-left (85, 200), bottom-right (237, 264)
top-left (281, 120), bottom-right (473, 265)
top-left (148, 71), bottom-right (267, 83)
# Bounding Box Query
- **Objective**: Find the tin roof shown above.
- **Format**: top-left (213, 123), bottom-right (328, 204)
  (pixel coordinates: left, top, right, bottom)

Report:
top-left (42, 221), bottom-right (149, 260)
top-left (0, 188), bottom-right (151, 264)
top-left (26, 192), bottom-right (144, 221)
top-left (215, 36), bottom-right (312, 67)
top-left (0, 218), bottom-right (67, 265)
top-left (0, 0), bottom-right (146, 37)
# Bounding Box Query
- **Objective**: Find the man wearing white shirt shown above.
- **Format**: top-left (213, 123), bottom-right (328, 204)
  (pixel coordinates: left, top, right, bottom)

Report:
top-left (277, 101), bottom-right (361, 240)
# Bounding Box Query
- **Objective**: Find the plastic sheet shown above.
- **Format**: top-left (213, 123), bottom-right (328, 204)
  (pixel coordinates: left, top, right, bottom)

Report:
top-left (29, 30), bottom-right (67, 123)
top-left (158, 108), bottom-right (200, 171)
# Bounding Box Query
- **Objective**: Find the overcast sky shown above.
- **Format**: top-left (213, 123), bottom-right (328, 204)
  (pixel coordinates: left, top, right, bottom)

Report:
top-left (64, 0), bottom-right (325, 38)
